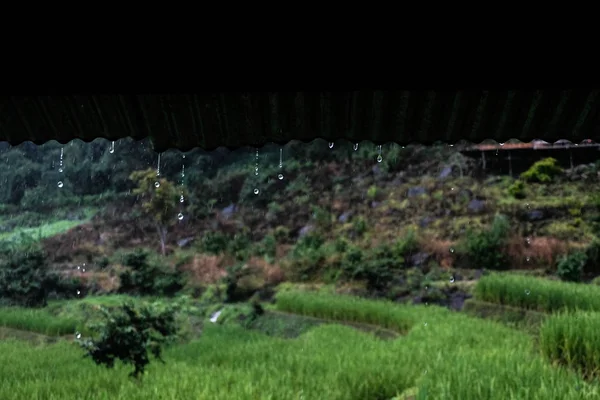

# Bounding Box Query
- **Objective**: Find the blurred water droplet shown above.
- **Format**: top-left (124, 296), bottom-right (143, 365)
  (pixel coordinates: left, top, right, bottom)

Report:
top-left (425, 285), bottom-right (429, 291)
top-left (526, 236), bottom-right (531, 244)
top-left (525, 289), bottom-right (530, 295)
top-left (254, 188), bottom-right (260, 195)
top-left (526, 257), bottom-right (531, 262)
top-left (76, 332), bottom-right (81, 339)
top-left (109, 141), bottom-right (115, 153)
top-left (449, 247), bottom-right (455, 253)
top-left (155, 181), bottom-right (160, 188)
top-left (77, 290), bottom-right (81, 295)
top-left (278, 173), bottom-right (284, 180)
top-left (450, 276), bottom-right (455, 283)
top-left (57, 181), bottom-right (63, 188)
top-left (328, 142), bottom-right (334, 149)
top-left (424, 322), bottom-right (428, 327)
top-left (177, 213), bottom-right (184, 220)
top-left (377, 155), bottom-right (383, 163)
top-left (58, 168), bottom-right (63, 173)
top-left (353, 143), bottom-right (359, 151)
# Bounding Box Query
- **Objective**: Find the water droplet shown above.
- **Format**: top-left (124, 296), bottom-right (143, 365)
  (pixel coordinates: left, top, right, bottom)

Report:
top-left (526, 203), bottom-right (531, 209)
top-left (77, 290), bottom-right (81, 295)
top-left (424, 322), bottom-right (428, 327)
top-left (254, 188), bottom-right (260, 195)
top-left (353, 143), bottom-right (359, 151)
top-left (450, 276), bottom-right (455, 283)
top-left (109, 141), bottom-right (115, 153)
top-left (180, 195), bottom-right (185, 203)
top-left (177, 213), bottom-right (184, 220)
top-left (449, 247), bottom-right (455, 253)
top-left (76, 332), bottom-right (81, 339)
top-left (425, 285), bottom-right (429, 291)
top-left (255, 171), bottom-right (259, 176)
top-left (377, 155), bottom-right (383, 163)
top-left (278, 173), bottom-right (284, 180)
top-left (525, 289), bottom-right (530, 295)
top-left (526, 257), bottom-right (531, 262)
top-left (58, 167), bottom-right (63, 173)
top-left (154, 181), bottom-right (160, 188)
top-left (82, 268), bottom-right (85, 272)
top-left (526, 236), bottom-right (531, 245)
top-left (328, 142), bottom-right (334, 149)
top-left (57, 181), bottom-right (63, 188)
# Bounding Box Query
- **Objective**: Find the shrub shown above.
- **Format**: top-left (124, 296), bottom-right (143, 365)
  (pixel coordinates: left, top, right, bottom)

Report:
top-left (273, 226), bottom-right (290, 243)
top-left (459, 214), bottom-right (511, 270)
top-left (520, 157), bottom-right (563, 183)
top-left (352, 217), bottom-right (367, 237)
top-left (584, 238), bottom-right (600, 275)
top-left (508, 180), bottom-right (526, 199)
top-left (366, 185), bottom-right (378, 200)
top-left (556, 251), bottom-right (587, 282)
top-left (118, 249), bottom-right (184, 297)
top-left (199, 232), bottom-right (229, 254)
top-left (77, 301), bottom-right (180, 378)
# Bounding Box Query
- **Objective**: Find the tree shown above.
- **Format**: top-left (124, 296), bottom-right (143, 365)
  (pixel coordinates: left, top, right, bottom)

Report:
top-left (77, 301), bottom-right (180, 379)
top-left (129, 169), bottom-right (186, 256)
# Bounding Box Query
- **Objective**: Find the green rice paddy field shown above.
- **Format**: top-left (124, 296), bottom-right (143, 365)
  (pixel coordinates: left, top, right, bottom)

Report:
top-left (2, 278), bottom-right (600, 399)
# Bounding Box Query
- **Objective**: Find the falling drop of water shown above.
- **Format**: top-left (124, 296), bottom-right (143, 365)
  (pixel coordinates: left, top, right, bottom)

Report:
top-left (156, 153), bottom-right (161, 176)
top-left (450, 276), bottom-right (455, 283)
top-left (57, 181), bottom-right (63, 188)
top-left (76, 332), bottom-right (81, 339)
top-left (278, 173), bottom-right (284, 180)
top-left (525, 289), bottom-right (530, 295)
top-left (109, 141), bottom-right (115, 154)
top-left (279, 148), bottom-right (283, 169)
top-left (526, 236), bottom-right (531, 245)
top-left (377, 155), bottom-right (383, 163)
top-left (526, 257), bottom-right (531, 263)
top-left (77, 290), bottom-right (81, 295)
top-left (58, 168), bottom-right (63, 173)
top-left (177, 213), bottom-right (184, 220)
top-left (328, 142), bottom-right (334, 149)
top-left (353, 143), bottom-right (359, 151)
top-left (425, 285), bottom-right (429, 291)
top-left (449, 247), bottom-right (455, 253)
top-left (155, 181), bottom-right (160, 188)
top-left (180, 195), bottom-right (185, 203)
top-left (424, 322), bottom-right (428, 327)
top-left (254, 188), bottom-right (260, 195)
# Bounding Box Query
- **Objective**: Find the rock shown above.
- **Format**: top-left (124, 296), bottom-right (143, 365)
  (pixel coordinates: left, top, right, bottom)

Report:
top-left (298, 225), bottom-right (315, 237)
top-left (338, 211), bottom-right (352, 223)
top-left (419, 217), bottom-right (435, 228)
top-left (177, 237), bottom-right (195, 248)
top-left (221, 204), bottom-right (236, 219)
top-left (410, 252), bottom-right (430, 267)
top-left (526, 210), bottom-right (545, 221)
top-left (449, 292), bottom-right (472, 311)
top-left (438, 166), bottom-right (453, 179)
top-left (407, 186), bottom-right (426, 197)
top-left (467, 199), bottom-right (486, 214)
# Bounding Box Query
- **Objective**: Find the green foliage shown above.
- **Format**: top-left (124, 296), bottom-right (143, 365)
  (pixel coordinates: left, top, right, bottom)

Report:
top-left (520, 157), bottom-right (563, 183)
top-left (556, 251), bottom-right (587, 282)
top-left (352, 216), bottom-right (367, 237)
top-left (273, 226), bottom-right (290, 243)
top-left (118, 250), bottom-right (184, 297)
top-left (474, 273), bottom-right (600, 313)
top-left (507, 179), bottom-right (526, 199)
top-left (0, 236), bottom-right (78, 307)
top-left (366, 185), bottom-right (378, 200)
top-left (254, 234), bottom-right (277, 259)
top-left (459, 214), bottom-right (511, 270)
top-left (584, 238), bottom-right (600, 275)
top-left (199, 231), bottom-right (229, 254)
top-left (540, 310), bottom-right (600, 380)
top-left (287, 234), bottom-right (327, 281)
top-left (77, 301), bottom-right (180, 378)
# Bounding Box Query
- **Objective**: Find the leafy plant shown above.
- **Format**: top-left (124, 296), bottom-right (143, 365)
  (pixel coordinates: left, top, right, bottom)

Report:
top-left (556, 252), bottom-right (587, 282)
top-left (508, 180), bottom-right (526, 199)
top-left (460, 214), bottom-right (511, 270)
top-left (520, 158), bottom-right (563, 183)
top-left (118, 249), bottom-right (184, 296)
top-left (77, 301), bottom-right (180, 378)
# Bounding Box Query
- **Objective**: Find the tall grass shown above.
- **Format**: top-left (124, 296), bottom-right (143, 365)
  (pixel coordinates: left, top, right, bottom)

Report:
top-left (0, 307), bottom-right (77, 336)
top-left (474, 273), bottom-right (600, 313)
top-left (540, 310), bottom-right (600, 379)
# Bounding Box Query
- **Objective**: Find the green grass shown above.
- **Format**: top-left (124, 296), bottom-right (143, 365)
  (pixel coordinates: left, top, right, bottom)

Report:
top-left (474, 273), bottom-right (600, 313)
top-left (0, 307), bottom-right (78, 336)
top-left (540, 310), bottom-right (600, 379)
top-left (1, 292), bottom-right (600, 399)
top-left (0, 207), bottom-right (97, 242)
top-left (463, 298), bottom-right (548, 334)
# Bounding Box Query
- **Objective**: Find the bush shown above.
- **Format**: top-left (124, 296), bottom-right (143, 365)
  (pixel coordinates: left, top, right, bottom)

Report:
top-left (118, 249), bottom-right (184, 297)
top-left (459, 214), bottom-right (511, 270)
top-left (199, 232), bottom-right (229, 254)
top-left (508, 180), bottom-right (526, 199)
top-left (77, 301), bottom-right (180, 378)
top-left (520, 157), bottom-right (563, 183)
top-left (584, 238), bottom-right (600, 275)
top-left (556, 252), bottom-right (587, 282)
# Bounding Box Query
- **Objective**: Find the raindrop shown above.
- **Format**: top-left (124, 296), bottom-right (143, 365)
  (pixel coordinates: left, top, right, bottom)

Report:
top-left (525, 289), bottom-right (530, 295)
top-left (279, 148), bottom-right (283, 169)
top-left (57, 181), bottom-right (63, 188)
top-left (254, 188), bottom-right (260, 195)
top-left (180, 195), bottom-right (185, 203)
top-left (156, 153), bottom-right (161, 176)
top-left (377, 145), bottom-right (383, 162)
top-left (425, 285), bottom-right (429, 291)
top-left (278, 173), bottom-right (284, 180)
top-left (450, 276), bottom-right (455, 283)
top-left (526, 203), bottom-right (531, 209)
top-left (526, 236), bottom-right (531, 245)
top-left (526, 257), bottom-right (531, 263)
top-left (353, 143), bottom-right (359, 151)
top-left (449, 247), bottom-right (455, 253)
top-left (82, 268), bottom-right (85, 272)
top-left (58, 168), bottom-right (63, 173)
top-left (77, 266), bottom-right (81, 270)
top-left (76, 290), bottom-right (81, 295)
top-left (109, 141), bottom-right (115, 153)
top-left (328, 142), bottom-right (334, 149)
top-left (177, 213), bottom-right (184, 220)
top-left (76, 332), bottom-right (81, 339)
top-left (424, 322), bottom-right (428, 327)
top-left (154, 181), bottom-right (160, 188)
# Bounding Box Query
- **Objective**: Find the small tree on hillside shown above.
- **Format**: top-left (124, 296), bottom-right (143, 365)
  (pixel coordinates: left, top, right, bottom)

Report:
top-left (130, 169), bottom-right (186, 256)
top-left (77, 301), bottom-right (180, 379)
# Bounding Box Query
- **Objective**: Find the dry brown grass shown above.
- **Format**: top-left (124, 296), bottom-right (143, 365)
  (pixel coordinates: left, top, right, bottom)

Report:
top-left (179, 254), bottom-right (229, 286)
top-left (419, 238), bottom-right (456, 268)
top-left (245, 257), bottom-right (286, 286)
top-left (507, 235), bottom-right (574, 269)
